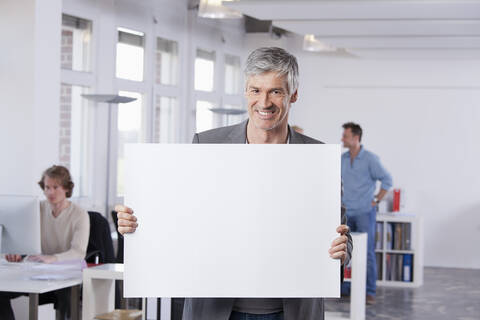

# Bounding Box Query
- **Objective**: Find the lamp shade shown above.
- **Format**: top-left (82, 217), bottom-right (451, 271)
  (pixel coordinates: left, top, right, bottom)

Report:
top-left (303, 34), bottom-right (337, 52)
top-left (81, 94), bottom-right (136, 104)
top-left (198, 0), bottom-right (243, 19)
top-left (208, 108), bottom-right (247, 115)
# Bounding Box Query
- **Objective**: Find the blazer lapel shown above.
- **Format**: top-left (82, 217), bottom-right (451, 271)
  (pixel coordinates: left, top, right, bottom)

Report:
top-left (288, 125), bottom-right (305, 144)
top-left (226, 119), bottom-right (248, 143)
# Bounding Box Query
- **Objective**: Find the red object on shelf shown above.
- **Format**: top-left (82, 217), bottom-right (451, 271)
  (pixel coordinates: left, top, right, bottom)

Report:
top-left (87, 263), bottom-right (103, 268)
top-left (393, 189), bottom-right (401, 212)
top-left (344, 266), bottom-right (351, 279)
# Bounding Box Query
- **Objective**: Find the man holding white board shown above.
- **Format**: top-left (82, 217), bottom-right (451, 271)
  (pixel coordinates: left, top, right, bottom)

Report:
top-left (116, 47), bottom-right (352, 320)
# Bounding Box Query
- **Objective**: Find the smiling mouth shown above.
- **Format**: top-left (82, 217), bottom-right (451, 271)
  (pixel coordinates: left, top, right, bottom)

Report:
top-left (256, 108), bottom-right (276, 119)
top-left (259, 110), bottom-right (273, 116)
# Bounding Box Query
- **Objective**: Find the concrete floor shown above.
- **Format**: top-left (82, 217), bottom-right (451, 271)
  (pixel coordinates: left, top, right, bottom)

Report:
top-left (325, 267), bottom-right (480, 320)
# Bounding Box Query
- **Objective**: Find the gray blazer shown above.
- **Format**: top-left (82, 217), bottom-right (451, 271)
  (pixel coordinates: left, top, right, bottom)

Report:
top-left (178, 120), bottom-right (353, 320)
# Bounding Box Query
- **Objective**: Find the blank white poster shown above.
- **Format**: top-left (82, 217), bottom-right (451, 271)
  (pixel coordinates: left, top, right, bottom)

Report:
top-left (124, 144), bottom-right (341, 298)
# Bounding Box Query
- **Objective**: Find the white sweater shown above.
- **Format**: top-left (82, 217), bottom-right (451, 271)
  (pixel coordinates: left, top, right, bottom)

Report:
top-left (40, 200), bottom-right (90, 261)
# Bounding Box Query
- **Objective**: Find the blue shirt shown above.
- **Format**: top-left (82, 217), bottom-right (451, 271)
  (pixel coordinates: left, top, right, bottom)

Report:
top-left (341, 146), bottom-right (393, 215)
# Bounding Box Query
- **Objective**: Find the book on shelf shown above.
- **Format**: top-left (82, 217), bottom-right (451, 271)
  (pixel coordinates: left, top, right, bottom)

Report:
top-left (403, 223), bottom-right (411, 250)
top-left (394, 223), bottom-right (403, 250)
top-left (396, 254), bottom-right (403, 281)
top-left (385, 253), bottom-right (413, 282)
top-left (390, 254), bottom-right (398, 281)
top-left (376, 252), bottom-right (383, 280)
top-left (386, 223), bottom-right (393, 250)
top-left (386, 254), bottom-right (392, 280)
top-left (388, 222), bottom-right (412, 251)
top-left (402, 254), bottom-right (413, 282)
top-left (375, 222), bottom-right (383, 249)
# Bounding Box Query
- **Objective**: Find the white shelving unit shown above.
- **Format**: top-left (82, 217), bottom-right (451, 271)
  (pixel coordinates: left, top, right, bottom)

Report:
top-left (375, 212), bottom-right (424, 288)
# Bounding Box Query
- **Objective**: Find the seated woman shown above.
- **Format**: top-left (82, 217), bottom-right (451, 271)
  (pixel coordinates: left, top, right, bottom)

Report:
top-left (0, 165), bottom-right (90, 320)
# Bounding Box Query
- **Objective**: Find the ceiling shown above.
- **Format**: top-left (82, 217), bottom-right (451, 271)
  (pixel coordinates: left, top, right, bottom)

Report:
top-left (224, 0), bottom-right (480, 59)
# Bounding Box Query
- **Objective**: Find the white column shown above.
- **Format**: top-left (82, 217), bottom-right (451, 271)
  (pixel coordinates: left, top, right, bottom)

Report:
top-left (0, 0), bottom-right (61, 195)
top-left (93, 0), bottom-right (117, 215)
top-left (350, 232), bottom-right (367, 320)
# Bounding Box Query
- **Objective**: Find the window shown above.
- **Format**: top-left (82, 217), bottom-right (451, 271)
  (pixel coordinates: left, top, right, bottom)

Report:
top-left (154, 96), bottom-right (177, 143)
top-left (59, 84), bottom-right (91, 197)
top-left (194, 51), bottom-right (245, 133)
top-left (61, 14), bottom-right (92, 72)
top-left (156, 38), bottom-right (178, 85)
top-left (154, 37), bottom-right (179, 143)
top-left (225, 54), bottom-right (241, 94)
top-left (196, 100), bottom-right (216, 133)
top-left (195, 49), bottom-right (215, 92)
top-left (223, 104), bottom-right (247, 127)
top-left (117, 91), bottom-right (144, 196)
top-left (116, 28), bottom-right (145, 81)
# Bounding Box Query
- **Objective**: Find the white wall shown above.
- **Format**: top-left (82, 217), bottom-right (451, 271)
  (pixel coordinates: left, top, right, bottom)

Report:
top-left (247, 34), bottom-right (480, 269)
top-left (0, 0), bottom-right (61, 196)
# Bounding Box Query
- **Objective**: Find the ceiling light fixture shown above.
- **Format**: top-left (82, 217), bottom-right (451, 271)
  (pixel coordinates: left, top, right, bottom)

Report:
top-left (198, 0), bottom-right (243, 19)
top-left (303, 34), bottom-right (336, 52)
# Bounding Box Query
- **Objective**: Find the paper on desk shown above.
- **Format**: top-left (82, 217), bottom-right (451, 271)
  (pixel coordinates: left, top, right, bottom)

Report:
top-left (124, 144), bottom-right (341, 298)
top-left (28, 259), bottom-right (85, 280)
top-left (30, 273), bottom-right (81, 280)
top-left (30, 260), bottom-right (85, 269)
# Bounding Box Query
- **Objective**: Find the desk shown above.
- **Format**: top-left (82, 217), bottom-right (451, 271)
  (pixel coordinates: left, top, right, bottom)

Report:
top-left (0, 261), bottom-right (82, 320)
top-left (82, 263), bottom-right (130, 320)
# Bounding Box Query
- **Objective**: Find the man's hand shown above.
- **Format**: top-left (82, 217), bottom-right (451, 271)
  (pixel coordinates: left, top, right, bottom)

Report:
top-left (115, 205), bottom-right (138, 235)
top-left (371, 200), bottom-right (377, 207)
top-left (27, 255), bottom-right (58, 264)
top-left (329, 225), bottom-right (349, 265)
top-left (5, 254), bottom-right (23, 262)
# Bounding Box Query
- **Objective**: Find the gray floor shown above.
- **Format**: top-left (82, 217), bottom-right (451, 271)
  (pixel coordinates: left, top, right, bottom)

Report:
top-left (325, 267), bottom-right (480, 320)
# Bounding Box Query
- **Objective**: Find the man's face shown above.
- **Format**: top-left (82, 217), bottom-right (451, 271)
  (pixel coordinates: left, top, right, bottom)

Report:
top-left (341, 128), bottom-right (359, 148)
top-left (43, 176), bottom-right (67, 205)
top-left (245, 71), bottom-right (297, 131)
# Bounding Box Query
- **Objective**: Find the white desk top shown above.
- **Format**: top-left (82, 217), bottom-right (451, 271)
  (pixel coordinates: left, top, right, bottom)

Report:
top-left (83, 263), bottom-right (124, 280)
top-left (0, 261), bottom-right (82, 294)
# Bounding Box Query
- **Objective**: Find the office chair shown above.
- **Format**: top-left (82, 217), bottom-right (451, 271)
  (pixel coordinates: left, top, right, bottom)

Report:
top-left (86, 211), bottom-right (116, 264)
top-left (111, 210), bottom-right (124, 263)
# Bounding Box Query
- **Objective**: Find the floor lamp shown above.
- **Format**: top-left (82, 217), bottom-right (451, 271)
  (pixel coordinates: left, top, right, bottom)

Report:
top-left (208, 107), bottom-right (247, 126)
top-left (81, 94), bottom-right (136, 217)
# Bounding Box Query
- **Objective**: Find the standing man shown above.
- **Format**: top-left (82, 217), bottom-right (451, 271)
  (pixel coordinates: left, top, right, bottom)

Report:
top-left (117, 47), bottom-right (353, 320)
top-left (340, 122), bottom-right (392, 305)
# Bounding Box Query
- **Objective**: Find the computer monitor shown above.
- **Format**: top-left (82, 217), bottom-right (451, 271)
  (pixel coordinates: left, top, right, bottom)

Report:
top-left (0, 195), bottom-right (41, 255)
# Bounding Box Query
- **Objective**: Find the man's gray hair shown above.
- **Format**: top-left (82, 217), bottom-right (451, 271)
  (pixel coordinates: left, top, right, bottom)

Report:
top-left (244, 47), bottom-right (299, 95)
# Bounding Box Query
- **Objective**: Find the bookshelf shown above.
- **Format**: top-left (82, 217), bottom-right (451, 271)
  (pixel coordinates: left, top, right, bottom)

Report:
top-left (375, 212), bottom-right (423, 288)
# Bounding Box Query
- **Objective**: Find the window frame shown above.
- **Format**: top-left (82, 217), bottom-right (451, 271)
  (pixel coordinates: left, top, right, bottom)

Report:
top-left (60, 13), bottom-right (96, 205)
top-left (192, 46), bottom-right (245, 133)
top-left (111, 25), bottom-right (152, 204)
top-left (153, 36), bottom-right (182, 144)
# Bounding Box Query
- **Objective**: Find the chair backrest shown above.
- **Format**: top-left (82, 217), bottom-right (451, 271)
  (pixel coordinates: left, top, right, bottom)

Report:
top-left (86, 211), bottom-right (115, 263)
top-left (111, 210), bottom-right (124, 263)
